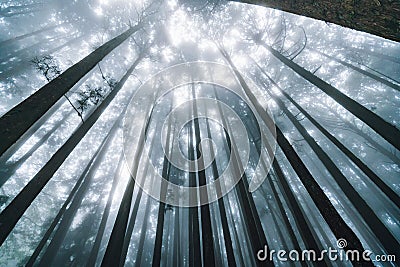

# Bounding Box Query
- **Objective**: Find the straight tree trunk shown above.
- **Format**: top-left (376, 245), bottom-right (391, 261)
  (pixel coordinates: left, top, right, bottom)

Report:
top-left (100, 82), bottom-right (155, 267)
top-left (204, 111), bottom-right (236, 267)
top-left (0, 22), bottom-right (68, 48)
top-left (188, 95), bottom-right (201, 267)
top-left (261, 43), bottom-right (400, 151)
top-left (37, 121), bottom-right (119, 267)
top-left (214, 87), bottom-right (272, 267)
top-left (0, 57), bottom-right (142, 245)
top-left (0, 110), bottom-right (73, 187)
top-left (0, 24), bottom-right (142, 157)
top-left (191, 86), bottom-right (216, 266)
top-left (260, 76), bottom-right (400, 256)
top-left (220, 48), bottom-right (374, 266)
top-left (85, 152), bottom-right (125, 267)
top-left (234, 0), bottom-right (400, 42)
top-left (133, 195), bottom-right (152, 266)
top-left (25, 126), bottom-right (111, 267)
top-left (254, 61), bottom-right (400, 207)
top-left (152, 104), bottom-right (174, 267)
top-left (310, 48), bottom-right (400, 92)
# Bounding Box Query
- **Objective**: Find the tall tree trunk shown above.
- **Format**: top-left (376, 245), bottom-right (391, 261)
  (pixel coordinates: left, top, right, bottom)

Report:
top-left (191, 85), bottom-right (216, 266)
top-left (85, 152), bottom-right (125, 267)
top-left (254, 61), bottom-right (400, 207)
top-left (0, 109), bottom-right (73, 187)
top-left (0, 22), bottom-right (68, 48)
top-left (233, 0), bottom-right (400, 41)
top-left (220, 48), bottom-right (374, 266)
top-left (204, 109), bottom-right (236, 267)
top-left (310, 48), bottom-right (400, 92)
top-left (261, 43), bottom-right (400, 151)
top-left (133, 195), bottom-right (152, 266)
top-left (260, 75), bottom-right (400, 256)
top-left (213, 87), bottom-right (272, 267)
top-left (188, 94), bottom-right (201, 267)
top-left (36, 120), bottom-right (119, 267)
top-left (25, 125), bottom-right (112, 267)
top-left (0, 24), bottom-right (142, 157)
top-left (152, 103), bottom-right (174, 267)
top-left (100, 82), bottom-right (155, 267)
top-left (347, 46), bottom-right (400, 65)
top-left (0, 57), bottom-right (142, 245)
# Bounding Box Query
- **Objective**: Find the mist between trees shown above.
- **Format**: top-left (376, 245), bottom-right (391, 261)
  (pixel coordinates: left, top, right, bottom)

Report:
top-left (0, 0), bottom-right (399, 266)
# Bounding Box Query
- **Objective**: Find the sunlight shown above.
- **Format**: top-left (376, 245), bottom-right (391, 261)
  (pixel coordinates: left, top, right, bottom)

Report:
top-left (167, 9), bottom-right (198, 46)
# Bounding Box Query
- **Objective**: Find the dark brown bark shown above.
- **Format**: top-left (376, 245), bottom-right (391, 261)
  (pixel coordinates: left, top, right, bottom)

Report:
top-left (235, 0), bottom-right (400, 42)
top-left (0, 24), bottom-right (141, 157)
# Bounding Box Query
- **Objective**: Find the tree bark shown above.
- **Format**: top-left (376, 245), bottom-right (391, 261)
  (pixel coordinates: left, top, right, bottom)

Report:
top-left (0, 22), bottom-right (68, 48)
top-left (220, 48), bottom-right (375, 265)
top-left (310, 48), bottom-right (400, 92)
top-left (262, 43), bottom-right (400, 151)
top-left (190, 86), bottom-right (216, 266)
top-left (36, 122), bottom-right (118, 267)
top-left (234, 0), bottom-right (400, 42)
top-left (0, 57), bottom-right (142, 246)
top-left (0, 24), bottom-right (142, 157)
top-left (204, 110), bottom-right (236, 267)
top-left (254, 60), bottom-right (400, 207)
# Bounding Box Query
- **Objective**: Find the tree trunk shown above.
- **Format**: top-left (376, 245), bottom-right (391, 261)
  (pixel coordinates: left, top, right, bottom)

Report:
top-left (0, 24), bottom-right (142, 157)
top-left (0, 57), bottom-right (142, 245)
top-left (204, 110), bottom-right (236, 267)
top-left (191, 86), bottom-right (216, 266)
top-left (254, 61), bottom-right (400, 207)
top-left (310, 48), bottom-right (400, 92)
top-left (37, 121), bottom-right (118, 267)
top-left (214, 86), bottom-right (272, 267)
top-left (188, 95), bottom-right (201, 267)
top-left (234, 0), bottom-right (400, 42)
top-left (0, 110), bottom-right (73, 187)
top-left (100, 84), bottom-right (155, 267)
top-left (0, 22), bottom-right (68, 48)
top-left (260, 75), bottom-right (400, 257)
top-left (152, 103), bottom-right (174, 267)
top-left (85, 152), bottom-right (125, 267)
top-left (220, 48), bottom-right (374, 265)
top-left (25, 126), bottom-right (111, 267)
top-left (262, 43), bottom-right (400, 151)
